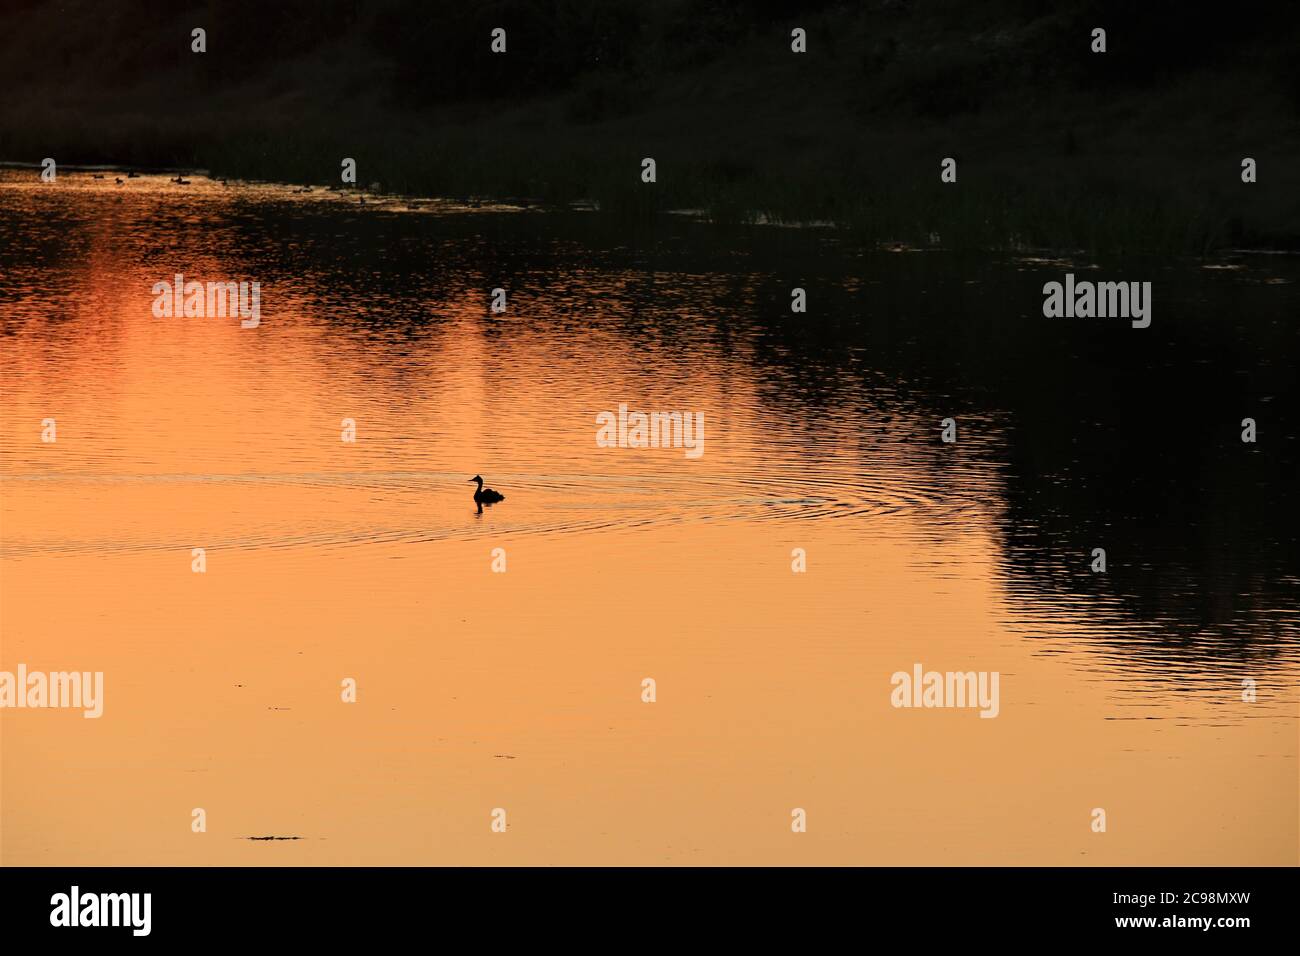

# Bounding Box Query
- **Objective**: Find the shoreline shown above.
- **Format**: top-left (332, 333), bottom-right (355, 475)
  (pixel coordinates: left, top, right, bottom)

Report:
top-left (5, 161), bottom-right (1297, 257)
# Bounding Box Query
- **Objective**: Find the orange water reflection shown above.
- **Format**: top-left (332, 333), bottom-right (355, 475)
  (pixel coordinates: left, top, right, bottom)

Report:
top-left (1, 171), bottom-right (1295, 864)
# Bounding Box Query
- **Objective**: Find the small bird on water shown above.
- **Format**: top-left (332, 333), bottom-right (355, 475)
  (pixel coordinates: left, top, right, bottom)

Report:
top-left (469, 475), bottom-right (505, 511)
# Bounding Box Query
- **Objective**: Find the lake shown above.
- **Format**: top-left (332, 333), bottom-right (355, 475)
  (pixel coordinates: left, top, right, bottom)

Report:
top-left (1, 169), bottom-right (1296, 864)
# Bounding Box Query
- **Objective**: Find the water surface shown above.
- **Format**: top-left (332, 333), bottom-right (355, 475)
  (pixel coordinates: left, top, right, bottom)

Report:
top-left (2, 170), bottom-right (1296, 864)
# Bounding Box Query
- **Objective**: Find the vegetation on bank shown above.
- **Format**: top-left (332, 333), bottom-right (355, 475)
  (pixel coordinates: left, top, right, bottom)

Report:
top-left (2, 0), bottom-right (1298, 253)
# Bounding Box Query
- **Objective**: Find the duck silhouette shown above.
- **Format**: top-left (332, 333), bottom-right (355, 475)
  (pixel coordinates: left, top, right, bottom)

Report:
top-left (469, 475), bottom-right (505, 513)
